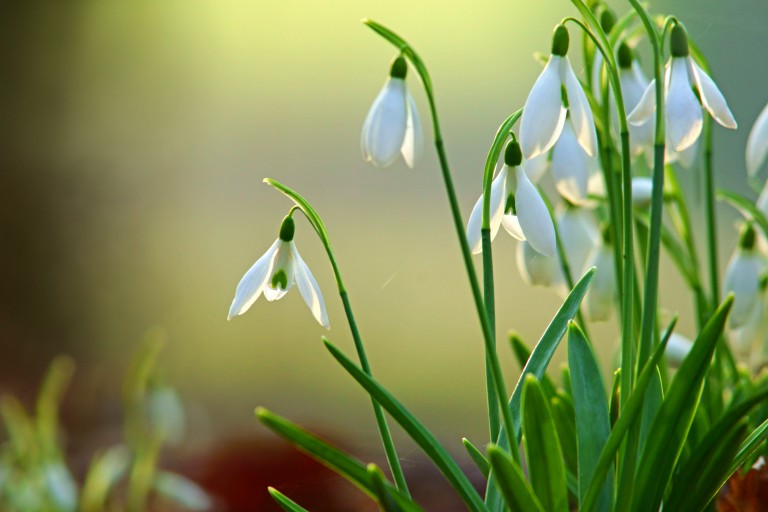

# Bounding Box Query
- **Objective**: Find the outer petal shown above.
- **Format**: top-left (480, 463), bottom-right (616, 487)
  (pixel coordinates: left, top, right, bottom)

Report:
top-left (466, 166), bottom-right (508, 254)
top-left (690, 58), bottom-right (737, 129)
top-left (514, 166), bottom-right (556, 257)
top-left (361, 78), bottom-right (408, 167)
top-left (516, 240), bottom-right (563, 288)
top-left (627, 78), bottom-right (656, 126)
top-left (562, 57), bottom-right (598, 157)
top-left (524, 153), bottom-right (549, 183)
top-left (228, 239), bottom-right (280, 320)
top-left (757, 178), bottom-right (768, 216)
top-left (263, 241), bottom-right (295, 302)
top-left (620, 63), bottom-right (654, 156)
top-left (591, 51), bottom-right (604, 105)
top-left (291, 243), bottom-right (330, 329)
top-left (665, 333), bottom-right (693, 367)
top-left (666, 58), bottom-right (703, 152)
top-left (550, 121), bottom-right (594, 204)
top-left (723, 248), bottom-right (765, 329)
top-left (631, 176), bottom-right (653, 207)
top-left (557, 206), bottom-right (598, 276)
top-left (401, 89), bottom-right (424, 169)
top-left (730, 292), bottom-right (768, 354)
top-left (502, 213), bottom-right (525, 240)
top-left (746, 102), bottom-right (768, 178)
top-left (584, 245), bottom-right (616, 321)
top-left (520, 56), bottom-right (567, 159)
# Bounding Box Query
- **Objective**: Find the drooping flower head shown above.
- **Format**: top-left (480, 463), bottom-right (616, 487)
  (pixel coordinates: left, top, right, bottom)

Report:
top-left (228, 214), bottom-right (330, 328)
top-left (361, 55), bottom-right (424, 169)
top-left (746, 101), bottom-right (768, 178)
top-left (724, 224), bottom-right (766, 330)
top-left (590, 9), bottom-right (617, 104)
top-left (613, 43), bottom-right (654, 160)
top-left (466, 138), bottom-right (556, 257)
top-left (628, 24), bottom-right (737, 156)
top-left (520, 25), bottom-right (597, 160)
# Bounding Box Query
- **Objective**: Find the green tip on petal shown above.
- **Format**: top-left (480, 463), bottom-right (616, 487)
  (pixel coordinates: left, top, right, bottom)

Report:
top-left (739, 223), bottom-right (756, 250)
top-left (551, 25), bottom-right (570, 57)
top-left (271, 269), bottom-right (288, 290)
top-left (600, 9), bottom-right (616, 34)
top-left (504, 139), bottom-right (523, 167)
top-left (670, 24), bottom-right (689, 58)
top-left (505, 193), bottom-right (517, 215)
top-left (617, 43), bottom-right (633, 69)
top-left (279, 215), bottom-right (295, 241)
top-left (389, 55), bottom-right (407, 79)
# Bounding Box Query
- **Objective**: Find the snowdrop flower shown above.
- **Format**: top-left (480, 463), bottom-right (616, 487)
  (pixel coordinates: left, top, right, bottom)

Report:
top-left (729, 280), bottom-right (768, 356)
top-left (466, 139), bottom-right (557, 256)
top-left (746, 101), bottom-right (768, 178)
top-left (631, 176), bottom-right (654, 207)
top-left (723, 224), bottom-right (766, 329)
top-left (228, 215), bottom-right (330, 328)
top-left (664, 332), bottom-right (693, 367)
top-left (516, 240), bottom-right (565, 290)
top-left (557, 203), bottom-right (599, 276)
top-left (612, 44), bottom-right (654, 160)
top-left (550, 120), bottom-right (599, 204)
top-left (520, 25), bottom-right (598, 160)
top-left (590, 10), bottom-right (617, 104)
top-left (628, 24), bottom-right (737, 155)
top-left (361, 55), bottom-right (423, 169)
top-left (584, 227), bottom-right (616, 321)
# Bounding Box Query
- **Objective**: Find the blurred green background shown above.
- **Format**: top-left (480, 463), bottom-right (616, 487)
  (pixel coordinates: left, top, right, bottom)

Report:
top-left (1, 0), bottom-right (766, 469)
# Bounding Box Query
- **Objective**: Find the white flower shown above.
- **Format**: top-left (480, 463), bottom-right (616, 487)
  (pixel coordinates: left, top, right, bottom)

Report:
top-left (612, 45), bottom-right (654, 160)
top-left (466, 140), bottom-right (557, 257)
top-left (520, 25), bottom-right (597, 160)
top-left (550, 120), bottom-right (598, 204)
top-left (228, 216), bottom-right (329, 328)
top-left (729, 288), bottom-right (768, 356)
top-left (516, 240), bottom-right (564, 289)
top-left (631, 176), bottom-right (654, 207)
top-left (664, 332), bottom-right (693, 367)
top-left (723, 225), bottom-right (765, 329)
top-left (746, 101), bottom-right (768, 178)
top-left (584, 241), bottom-right (616, 322)
top-left (361, 56), bottom-right (423, 169)
top-left (557, 205), bottom-right (599, 276)
top-left (628, 25), bottom-right (736, 155)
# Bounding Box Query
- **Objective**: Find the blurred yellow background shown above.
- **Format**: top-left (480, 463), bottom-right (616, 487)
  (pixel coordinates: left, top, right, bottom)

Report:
top-left (1, 0), bottom-right (766, 461)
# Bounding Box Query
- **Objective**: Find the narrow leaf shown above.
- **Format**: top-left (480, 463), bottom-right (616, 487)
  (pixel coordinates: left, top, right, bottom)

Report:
top-left (487, 446), bottom-right (544, 512)
top-left (462, 438), bottom-right (490, 479)
top-left (268, 488), bottom-right (309, 512)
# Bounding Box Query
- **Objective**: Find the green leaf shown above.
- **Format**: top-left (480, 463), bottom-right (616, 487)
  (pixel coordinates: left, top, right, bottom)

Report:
top-left (567, 322), bottom-right (612, 512)
top-left (487, 446), bottom-right (544, 512)
top-left (80, 445), bottom-right (131, 512)
top-left (522, 376), bottom-right (569, 512)
top-left (631, 295), bottom-right (734, 512)
top-left (462, 438), bottom-right (490, 479)
top-left (729, 416), bottom-right (768, 474)
top-left (367, 464), bottom-right (424, 512)
top-left (508, 334), bottom-right (557, 398)
top-left (36, 356), bottom-right (75, 460)
top-left (637, 366), bottom-right (663, 457)
top-left (718, 189), bottom-right (768, 240)
top-left (268, 487), bottom-right (309, 512)
top-left (486, 268), bottom-right (594, 510)
top-left (323, 340), bottom-right (487, 512)
top-left (550, 396), bottom-right (578, 479)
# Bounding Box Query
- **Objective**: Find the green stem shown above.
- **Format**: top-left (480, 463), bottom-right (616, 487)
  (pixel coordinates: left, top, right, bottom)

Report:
top-left (264, 179), bottom-right (409, 496)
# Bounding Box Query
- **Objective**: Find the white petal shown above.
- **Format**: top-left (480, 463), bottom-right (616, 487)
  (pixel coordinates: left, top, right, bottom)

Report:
top-left (520, 56), bottom-right (567, 159)
top-left (361, 78), bottom-right (408, 167)
top-left (690, 58), bottom-right (737, 129)
top-left (723, 248), bottom-right (766, 329)
top-left (502, 213), bottom-right (525, 240)
top-left (401, 89), bottom-right (424, 169)
top-left (746, 102), bottom-right (768, 177)
top-left (631, 176), bottom-right (653, 207)
top-left (557, 206), bottom-right (599, 275)
top-left (591, 52), bottom-right (604, 104)
top-left (291, 243), bottom-right (330, 329)
top-left (621, 63), bottom-right (655, 156)
top-left (514, 167), bottom-right (556, 257)
top-left (729, 293), bottom-right (768, 354)
top-left (584, 245), bottom-right (616, 321)
top-left (228, 239), bottom-right (280, 320)
top-left (466, 167), bottom-right (508, 254)
top-left (670, 138), bottom-right (699, 169)
top-left (587, 171), bottom-right (606, 197)
top-left (664, 332), bottom-right (693, 367)
top-left (757, 179), bottom-right (768, 216)
top-left (562, 57), bottom-right (598, 157)
top-left (550, 121), bottom-right (594, 204)
top-left (263, 241), bottom-right (295, 302)
top-left (523, 154), bottom-right (549, 183)
top-left (516, 240), bottom-right (563, 287)
top-left (666, 58), bottom-right (703, 152)
top-left (627, 79), bottom-right (656, 126)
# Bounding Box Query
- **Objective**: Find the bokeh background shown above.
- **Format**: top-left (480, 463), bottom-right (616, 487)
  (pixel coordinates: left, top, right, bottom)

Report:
top-left (1, 0), bottom-right (767, 508)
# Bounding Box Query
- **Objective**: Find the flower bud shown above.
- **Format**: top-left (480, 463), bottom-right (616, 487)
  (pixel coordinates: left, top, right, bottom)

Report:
top-left (279, 215), bottom-right (295, 242)
top-left (389, 55), bottom-right (407, 79)
top-left (670, 24), bottom-right (689, 58)
top-left (600, 10), bottom-right (616, 34)
top-left (617, 43), bottom-right (633, 70)
top-left (504, 139), bottom-right (523, 167)
top-left (551, 25), bottom-right (570, 57)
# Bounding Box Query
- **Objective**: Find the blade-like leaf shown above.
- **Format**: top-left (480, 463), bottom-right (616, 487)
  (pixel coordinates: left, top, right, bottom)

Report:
top-left (631, 295), bottom-right (733, 512)
top-left (487, 446), bottom-right (544, 512)
top-left (268, 488), bottom-right (309, 512)
top-left (522, 376), bottom-right (569, 512)
top-left (551, 396), bottom-right (578, 479)
top-left (323, 340), bottom-right (487, 512)
top-left (729, 417), bottom-right (768, 474)
top-left (509, 334), bottom-right (557, 398)
top-left (568, 322), bottom-right (612, 512)
top-left (368, 464), bottom-right (425, 512)
top-left (486, 268), bottom-right (594, 510)
top-left (462, 438), bottom-right (490, 479)
top-left (80, 445), bottom-right (131, 512)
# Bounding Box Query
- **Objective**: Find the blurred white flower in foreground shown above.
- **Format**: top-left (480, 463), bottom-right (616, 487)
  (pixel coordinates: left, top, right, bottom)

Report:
top-left (557, 204), bottom-right (599, 276)
top-left (228, 215), bottom-right (329, 328)
top-left (664, 332), bottom-right (693, 367)
top-left (467, 139), bottom-right (556, 257)
top-left (723, 224), bottom-right (766, 330)
top-left (584, 228), bottom-right (616, 322)
top-left (612, 43), bottom-right (654, 160)
top-left (520, 25), bottom-right (597, 160)
top-left (517, 240), bottom-right (564, 290)
top-left (746, 101), bottom-right (768, 178)
top-left (361, 55), bottom-right (423, 168)
top-left (628, 25), bottom-right (736, 156)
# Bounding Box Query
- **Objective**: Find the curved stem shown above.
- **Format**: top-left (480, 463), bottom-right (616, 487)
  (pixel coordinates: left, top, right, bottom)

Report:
top-left (264, 179), bottom-right (410, 496)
